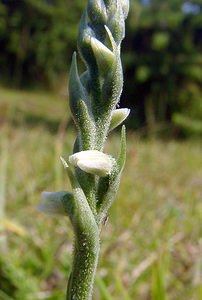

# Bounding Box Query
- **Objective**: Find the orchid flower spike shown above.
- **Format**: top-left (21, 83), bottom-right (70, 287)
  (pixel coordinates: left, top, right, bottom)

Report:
top-left (38, 0), bottom-right (130, 298)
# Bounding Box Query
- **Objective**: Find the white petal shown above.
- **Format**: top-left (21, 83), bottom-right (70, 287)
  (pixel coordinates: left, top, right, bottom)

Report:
top-left (69, 150), bottom-right (115, 177)
top-left (69, 150), bottom-right (109, 166)
top-left (77, 158), bottom-right (113, 177)
top-left (109, 108), bottom-right (130, 131)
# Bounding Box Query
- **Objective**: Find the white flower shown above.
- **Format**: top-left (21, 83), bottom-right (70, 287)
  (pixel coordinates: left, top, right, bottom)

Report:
top-left (36, 191), bottom-right (68, 217)
top-left (69, 150), bottom-right (114, 177)
top-left (109, 108), bottom-right (130, 131)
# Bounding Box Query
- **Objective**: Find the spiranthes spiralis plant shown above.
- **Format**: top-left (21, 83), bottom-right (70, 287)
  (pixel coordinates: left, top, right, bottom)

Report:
top-left (37, 0), bottom-right (130, 299)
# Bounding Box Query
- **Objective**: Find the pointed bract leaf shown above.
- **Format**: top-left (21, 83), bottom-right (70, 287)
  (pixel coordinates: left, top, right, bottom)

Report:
top-left (76, 100), bottom-right (96, 150)
top-left (117, 125), bottom-right (127, 172)
top-left (97, 126), bottom-right (127, 223)
top-left (69, 52), bottom-right (88, 121)
top-left (78, 10), bottom-right (97, 68)
top-left (104, 25), bottom-right (117, 53)
top-left (60, 156), bottom-right (69, 169)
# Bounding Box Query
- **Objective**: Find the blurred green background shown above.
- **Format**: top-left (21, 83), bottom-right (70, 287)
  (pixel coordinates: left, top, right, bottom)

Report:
top-left (0, 0), bottom-right (202, 299)
top-left (1, 0), bottom-right (202, 136)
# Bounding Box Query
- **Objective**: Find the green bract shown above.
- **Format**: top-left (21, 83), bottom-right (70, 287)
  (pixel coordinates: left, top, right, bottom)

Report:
top-left (37, 1), bottom-right (129, 299)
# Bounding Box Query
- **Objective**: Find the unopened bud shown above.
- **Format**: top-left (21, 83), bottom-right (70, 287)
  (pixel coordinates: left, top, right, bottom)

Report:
top-left (121, 0), bottom-right (130, 19)
top-left (90, 37), bottom-right (115, 76)
top-left (109, 108), bottom-right (130, 131)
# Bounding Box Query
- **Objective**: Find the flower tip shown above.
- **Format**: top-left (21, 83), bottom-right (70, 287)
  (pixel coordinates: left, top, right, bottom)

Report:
top-left (121, 0), bottom-right (130, 19)
top-left (109, 108), bottom-right (130, 131)
top-left (122, 108), bottom-right (130, 117)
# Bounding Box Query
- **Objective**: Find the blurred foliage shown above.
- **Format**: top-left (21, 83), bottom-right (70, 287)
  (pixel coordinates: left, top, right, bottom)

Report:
top-left (0, 0), bottom-right (85, 87)
top-left (122, 0), bottom-right (202, 136)
top-left (0, 256), bottom-right (38, 300)
top-left (0, 0), bottom-right (202, 136)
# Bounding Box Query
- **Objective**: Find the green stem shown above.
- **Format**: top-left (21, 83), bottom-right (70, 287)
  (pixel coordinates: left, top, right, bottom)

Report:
top-left (62, 163), bottom-right (101, 299)
top-left (66, 231), bottom-right (100, 300)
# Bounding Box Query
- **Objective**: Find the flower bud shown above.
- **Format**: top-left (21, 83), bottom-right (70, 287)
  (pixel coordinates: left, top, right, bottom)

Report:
top-left (121, 0), bottom-right (130, 19)
top-left (109, 108), bottom-right (130, 131)
top-left (87, 0), bottom-right (107, 24)
top-left (69, 150), bottom-right (114, 177)
top-left (90, 37), bottom-right (115, 76)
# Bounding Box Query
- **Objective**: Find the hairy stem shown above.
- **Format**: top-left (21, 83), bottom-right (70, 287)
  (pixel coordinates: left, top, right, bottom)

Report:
top-left (66, 231), bottom-right (100, 300)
